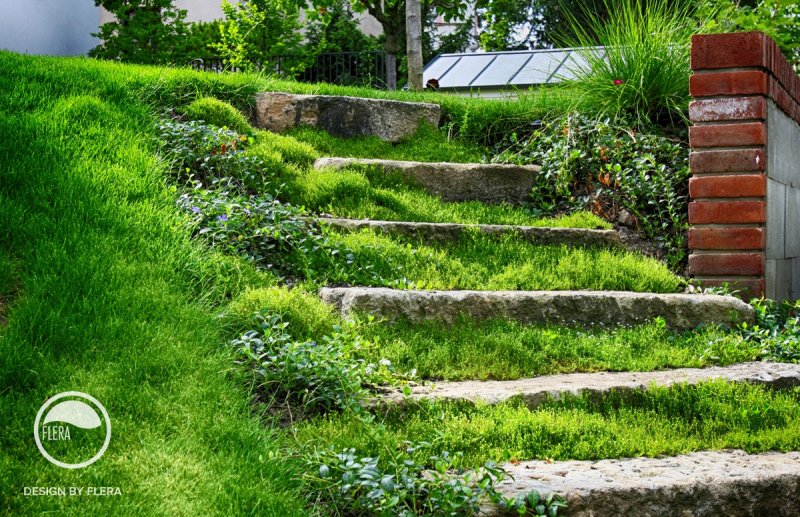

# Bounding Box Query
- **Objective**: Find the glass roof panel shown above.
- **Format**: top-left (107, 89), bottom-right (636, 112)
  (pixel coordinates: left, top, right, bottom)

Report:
top-left (470, 53), bottom-right (535, 87)
top-left (423, 56), bottom-right (461, 84)
top-left (433, 54), bottom-right (495, 88)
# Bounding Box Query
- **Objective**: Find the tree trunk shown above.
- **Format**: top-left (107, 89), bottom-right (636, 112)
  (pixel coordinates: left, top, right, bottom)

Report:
top-left (383, 28), bottom-right (403, 90)
top-left (385, 53), bottom-right (397, 90)
top-left (405, 0), bottom-right (423, 90)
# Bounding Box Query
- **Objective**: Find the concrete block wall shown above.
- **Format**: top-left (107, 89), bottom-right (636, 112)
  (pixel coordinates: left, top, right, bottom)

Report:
top-left (689, 32), bottom-right (800, 300)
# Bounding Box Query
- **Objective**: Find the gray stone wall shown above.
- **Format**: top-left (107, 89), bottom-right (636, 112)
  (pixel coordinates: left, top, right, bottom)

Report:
top-left (766, 100), bottom-right (800, 300)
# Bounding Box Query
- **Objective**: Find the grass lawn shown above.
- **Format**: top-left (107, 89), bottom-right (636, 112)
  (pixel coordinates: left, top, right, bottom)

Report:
top-left (285, 124), bottom-right (489, 163)
top-left (0, 52), bottom-right (306, 515)
top-left (221, 285), bottom-right (756, 381)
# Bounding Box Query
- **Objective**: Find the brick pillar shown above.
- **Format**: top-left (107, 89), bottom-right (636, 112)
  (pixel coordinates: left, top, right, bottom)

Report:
top-left (688, 32), bottom-right (800, 300)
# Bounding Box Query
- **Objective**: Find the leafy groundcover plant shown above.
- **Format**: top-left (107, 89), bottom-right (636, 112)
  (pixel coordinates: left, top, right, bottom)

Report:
top-left (495, 113), bottom-right (690, 268)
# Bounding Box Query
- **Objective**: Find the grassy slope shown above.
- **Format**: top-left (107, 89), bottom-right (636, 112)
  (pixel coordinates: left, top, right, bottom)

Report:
top-left (359, 319), bottom-right (749, 380)
top-left (0, 53), bottom-right (757, 515)
top-left (0, 53), bottom-right (304, 515)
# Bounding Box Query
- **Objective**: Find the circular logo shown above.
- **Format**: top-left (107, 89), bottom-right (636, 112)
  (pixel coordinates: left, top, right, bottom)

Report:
top-left (34, 391), bottom-right (111, 469)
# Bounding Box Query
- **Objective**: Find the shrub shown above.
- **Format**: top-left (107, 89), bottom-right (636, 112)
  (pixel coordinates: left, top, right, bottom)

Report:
top-left (184, 97), bottom-right (252, 135)
top-left (495, 114), bottom-right (690, 268)
top-left (177, 184), bottom-right (334, 279)
top-left (158, 119), bottom-right (268, 191)
top-left (742, 299), bottom-right (800, 363)
top-left (233, 314), bottom-right (406, 413)
top-left (304, 443), bottom-right (566, 516)
top-left (559, 0), bottom-right (699, 126)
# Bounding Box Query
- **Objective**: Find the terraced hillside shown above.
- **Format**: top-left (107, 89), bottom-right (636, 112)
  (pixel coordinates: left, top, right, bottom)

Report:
top-left (1, 53), bottom-right (798, 516)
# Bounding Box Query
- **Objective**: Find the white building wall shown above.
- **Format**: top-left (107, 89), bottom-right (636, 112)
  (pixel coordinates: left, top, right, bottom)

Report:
top-left (0, 0), bottom-right (100, 56)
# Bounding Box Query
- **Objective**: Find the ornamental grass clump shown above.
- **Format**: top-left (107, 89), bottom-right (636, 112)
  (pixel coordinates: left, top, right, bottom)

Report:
top-left (560, 0), bottom-right (700, 127)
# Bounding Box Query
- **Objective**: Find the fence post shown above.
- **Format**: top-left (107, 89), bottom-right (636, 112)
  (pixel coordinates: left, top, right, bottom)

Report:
top-left (688, 31), bottom-right (800, 300)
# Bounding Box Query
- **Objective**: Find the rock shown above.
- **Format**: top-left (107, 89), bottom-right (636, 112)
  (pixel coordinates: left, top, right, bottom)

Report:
top-left (378, 362), bottom-right (800, 408)
top-left (318, 288), bottom-right (755, 330)
top-left (254, 92), bottom-right (441, 143)
top-left (486, 450), bottom-right (800, 516)
top-left (314, 157), bottom-right (540, 204)
top-left (321, 218), bottom-right (621, 248)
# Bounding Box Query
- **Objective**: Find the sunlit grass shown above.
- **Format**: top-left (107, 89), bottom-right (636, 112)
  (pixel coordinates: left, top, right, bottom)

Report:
top-left (325, 229), bottom-right (682, 293)
top-left (295, 382), bottom-right (800, 466)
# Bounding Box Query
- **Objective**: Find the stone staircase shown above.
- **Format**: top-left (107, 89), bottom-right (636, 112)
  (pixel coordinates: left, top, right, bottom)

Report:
top-left (255, 93), bottom-right (798, 515)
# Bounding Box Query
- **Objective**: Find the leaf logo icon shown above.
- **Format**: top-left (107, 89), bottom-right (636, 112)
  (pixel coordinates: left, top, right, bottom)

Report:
top-left (42, 400), bottom-right (102, 429)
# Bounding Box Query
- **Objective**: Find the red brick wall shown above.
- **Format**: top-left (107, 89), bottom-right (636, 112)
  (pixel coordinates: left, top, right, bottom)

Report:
top-left (688, 32), bottom-right (800, 299)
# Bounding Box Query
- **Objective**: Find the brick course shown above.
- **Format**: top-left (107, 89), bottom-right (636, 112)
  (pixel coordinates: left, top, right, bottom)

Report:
top-left (688, 253), bottom-right (765, 276)
top-left (689, 123), bottom-right (766, 148)
top-left (689, 149), bottom-right (766, 173)
top-left (688, 228), bottom-right (765, 251)
top-left (689, 175), bottom-right (766, 199)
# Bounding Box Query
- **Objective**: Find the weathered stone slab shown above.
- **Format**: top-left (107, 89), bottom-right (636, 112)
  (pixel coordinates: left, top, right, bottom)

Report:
top-left (254, 92), bottom-right (440, 143)
top-left (379, 362), bottom-right (800, 408)
top-left (321, 218), bottom-right (621, 248)
top-left (314, 157), bottom-right (539, 204)
top-left (319, 288), bottom-right (754, 330)
top-left (486, 450), bottom-right (800, 516)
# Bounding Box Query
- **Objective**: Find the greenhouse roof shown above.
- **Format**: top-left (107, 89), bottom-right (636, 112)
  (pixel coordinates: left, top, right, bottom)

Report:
top-left (422, 47), bottom-right (604, 91)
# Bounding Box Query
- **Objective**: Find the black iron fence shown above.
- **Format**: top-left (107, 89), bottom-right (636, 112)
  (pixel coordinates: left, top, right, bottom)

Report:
top-left (189, 51), bottom-right (389, 89)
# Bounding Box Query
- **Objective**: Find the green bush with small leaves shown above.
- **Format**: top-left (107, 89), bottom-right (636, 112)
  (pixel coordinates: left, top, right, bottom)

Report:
top-left (743, 299), bottom-right (800, 363)
top-left (232, 314), bottom-right (407, 413)
top-left (304, 443), bottom-right (566, 516)
top-left (158, 119), bottom-right (269, 191)
top-left (184, 96), bottom-right (252, 134)
top-left (495, 113), bottom-right (690, 269)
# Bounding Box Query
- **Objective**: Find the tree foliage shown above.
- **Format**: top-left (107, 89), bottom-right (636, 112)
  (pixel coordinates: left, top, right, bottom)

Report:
top-left (212, 0), bottom-right (306, 73)
top-left (703, 0), bottom-right (800, 71)
top-left (90, 0), bottom-right (189, 63)
top-left (304, 4), bottom-right (381, 54)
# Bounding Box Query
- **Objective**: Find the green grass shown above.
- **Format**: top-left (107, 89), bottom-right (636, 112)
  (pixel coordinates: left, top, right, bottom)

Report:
top-left (0, 51), bottom-right (305, 515)
top-left (221, 285), bottom-right (754, 382)
top-left (184, 96), bottom-right (252, 134)
top-left (295, 382), bottom-right (800, 466)
top-left (2, 50), bottom-right (764, 516)
top-left (329, 229), bottom-right (682, 293)
top-left (286, 124), bottom-right (488, 163)
top-left (359, 318), bottom-right (750, 381)
top-left (278, 162), bottom-right (611, 227)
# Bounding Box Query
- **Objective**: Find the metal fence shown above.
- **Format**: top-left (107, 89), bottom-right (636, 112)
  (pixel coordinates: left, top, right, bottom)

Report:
top-left (189, 51), bottom-right (389, 89)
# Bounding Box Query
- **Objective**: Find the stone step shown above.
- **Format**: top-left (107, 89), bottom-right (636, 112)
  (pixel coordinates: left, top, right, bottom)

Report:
top-left (378, 362), bottom-right (800, 408)
top-left (314, 157), bottom-right (539, 205)
top-left (254, 93), bottom-right (440, 143)
top-left (486, 450), bottom-right (800, 516)
top-left (321, 217), bottom-right (621, 248)
top-left (319, 287), bottom-right (754, 330)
